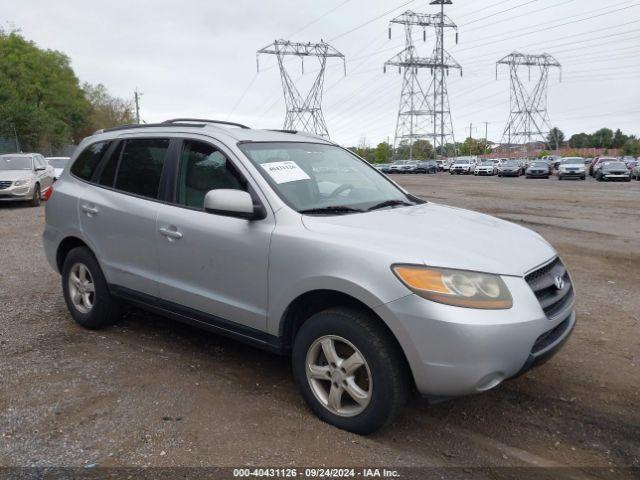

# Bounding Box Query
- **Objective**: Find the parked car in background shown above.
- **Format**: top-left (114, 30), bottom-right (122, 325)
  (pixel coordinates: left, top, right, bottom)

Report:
top-left (595, 161), bottom-right (631, 182)
top-left (557, 157), bottom-right (586, 180)
top-left (0, 153), bottom-right (55, 206)
top-left (46, 157), bottom-right (71, 180)
top-left (498, 160), bottom-right (524, 177)
top-left (43, 119), bottom-right (576, 434)
top-left (450, 158), bottom-right (474, 175)
top-left (415, 160), bottom-right (437, 174)
top-left (631, 164), bottom-right (640, 181)
top-left (389, 160), bottom-right (414, 174)
top-left (525, 161), bottom-right (551, 179)
top-left (623, 159), bottom-right (637, 171)
top-left (589, 157), bottom-right (617, 176)
top-left (474, 161), bottom-right (498, 176)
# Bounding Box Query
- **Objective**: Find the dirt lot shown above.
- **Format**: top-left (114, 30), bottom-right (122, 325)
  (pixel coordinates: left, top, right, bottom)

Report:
top-left (0, 174), bottom-right (638, 474)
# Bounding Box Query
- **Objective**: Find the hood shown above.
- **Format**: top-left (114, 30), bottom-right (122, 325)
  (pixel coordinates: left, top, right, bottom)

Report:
top-left (302, 202), bottom-right (556, 277)
top-left (0, 170), bottom-right (32, 182)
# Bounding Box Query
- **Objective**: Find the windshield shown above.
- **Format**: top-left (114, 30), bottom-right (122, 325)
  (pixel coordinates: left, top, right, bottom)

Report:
top-left (47, 158), bottom-right (69, 168)
top-left (603, 162), bottom-right (627, 169)
top-left (454, 159), bottom-right (470, 164)
top-left (239, 142), bottom-right (415, 214)
top-left (504, 161), bottom-right (519, 166)
top-left (560, 158), bottom-right (584, 165)
top-left (531, 162), bottom-right (547, 167)
top-left (0, 156), bottom-right (32, 170)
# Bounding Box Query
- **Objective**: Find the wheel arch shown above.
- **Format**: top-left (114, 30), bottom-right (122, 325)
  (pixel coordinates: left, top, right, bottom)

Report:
top-left (56, 236), bottom-right (91, 272)
top-left (279, 289), bottom-right (413, 386)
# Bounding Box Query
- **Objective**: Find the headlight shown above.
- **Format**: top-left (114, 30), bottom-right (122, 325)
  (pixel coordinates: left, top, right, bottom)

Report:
top-left (392, 264), bottom-right (513, 309)
top-left (14, 178), bottom-right (32, 187)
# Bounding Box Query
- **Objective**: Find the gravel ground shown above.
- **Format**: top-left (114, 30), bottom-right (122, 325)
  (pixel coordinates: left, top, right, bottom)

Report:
top-left (0, 174), bottom-right (638, 475)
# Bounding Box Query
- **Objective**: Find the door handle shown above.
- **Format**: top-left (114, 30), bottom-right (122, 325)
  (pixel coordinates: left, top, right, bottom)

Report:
top-left (159, 226), bottom-right (183, 241)
top-left (81, 204), bottom-right (99, 216)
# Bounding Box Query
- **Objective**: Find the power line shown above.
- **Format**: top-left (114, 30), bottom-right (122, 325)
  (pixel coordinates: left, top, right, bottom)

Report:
top-left (329, 0), bottom-right (416, 41)
top-left (287, 0), bottom-right (354, 38)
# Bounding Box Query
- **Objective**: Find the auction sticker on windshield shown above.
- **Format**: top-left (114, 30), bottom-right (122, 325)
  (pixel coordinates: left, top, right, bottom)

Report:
top-left (261, 161), bottom-right (310, 184)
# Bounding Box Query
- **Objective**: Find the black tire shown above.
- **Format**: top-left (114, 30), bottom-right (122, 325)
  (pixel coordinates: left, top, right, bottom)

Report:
top-left (581, 176), bottom-right (586, 180)
top-left (292, 307), bottom-right (409, 435)
top-left (61, 247), bottom-right (121, 329)
top-left (558, 175), bottom-right (562, 180)
top-left (30, 184), bottom-right (41, 207)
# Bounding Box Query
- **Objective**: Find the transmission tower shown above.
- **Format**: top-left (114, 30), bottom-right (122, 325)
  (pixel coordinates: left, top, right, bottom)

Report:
top-left (257, 40), bottom-right (345, 138)
top-left (496, 52), bottom-right (561, 153)
top-left (385, 3), bottom-right (461, 160)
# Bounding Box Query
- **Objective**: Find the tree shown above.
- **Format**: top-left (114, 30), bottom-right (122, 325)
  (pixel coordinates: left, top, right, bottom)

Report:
top-left (622, 137), bottom-right (640, 157)
top-left (81, 83), bottom-right (135, 136)
top-left (0, 29), bottom-right (91, 151)
top-left (459, 137), bottom-right (490, 156)
top-left (611, 129), bottom-right (628, 149)
top-left (546, 127), bottom-right (565, 150)
top-left (373, 142), bottom-right (391, 163)
top-left (591, 128), bottom-right (614, 148)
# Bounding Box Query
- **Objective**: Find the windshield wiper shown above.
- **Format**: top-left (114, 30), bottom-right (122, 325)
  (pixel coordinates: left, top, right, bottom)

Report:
top-left (367, 199), bottom-right (414, 211)
top-left (300, 206), bottom-right (364, 215)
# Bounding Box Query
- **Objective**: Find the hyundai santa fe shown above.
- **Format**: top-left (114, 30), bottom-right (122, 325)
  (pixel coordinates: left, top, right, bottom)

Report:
top-left (43, 119), bottom-right (576, 434)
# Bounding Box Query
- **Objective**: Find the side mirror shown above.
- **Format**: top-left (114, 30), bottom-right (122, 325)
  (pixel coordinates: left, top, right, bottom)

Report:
top-left (203, 189), bottom-right (265, 220)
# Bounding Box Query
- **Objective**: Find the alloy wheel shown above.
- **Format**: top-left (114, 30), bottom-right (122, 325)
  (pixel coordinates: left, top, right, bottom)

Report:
top-left (305, 335), bottom-right (372, 417)
top-left (68, 263), bottom-right (95, 314)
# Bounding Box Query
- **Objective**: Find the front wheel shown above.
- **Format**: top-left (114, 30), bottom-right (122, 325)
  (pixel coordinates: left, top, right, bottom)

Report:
top-left (292, 308), bottom-right (409, 435)
top-left (30, 184), bottom-right (41, 207)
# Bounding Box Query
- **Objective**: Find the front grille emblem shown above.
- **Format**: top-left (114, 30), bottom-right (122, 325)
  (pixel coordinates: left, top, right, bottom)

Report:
top-left (554, 276), bottom-right (565, 290)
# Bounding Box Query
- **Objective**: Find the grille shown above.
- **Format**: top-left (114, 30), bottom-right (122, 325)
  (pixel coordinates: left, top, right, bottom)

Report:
top-left (525, 257), bottom-right (574, 319)
top-left (0, 181), bottom-right (12, 190)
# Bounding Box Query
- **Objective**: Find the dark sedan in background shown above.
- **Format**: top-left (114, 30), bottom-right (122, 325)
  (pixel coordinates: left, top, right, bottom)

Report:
top-left (498, 160), bottom-right (524, 177)
top-left (596, 161), bottom-right (632, 182)
top-left (415, 160), bottom-right (438, 174)
top-left (525, 161), bottom-right (551, 179)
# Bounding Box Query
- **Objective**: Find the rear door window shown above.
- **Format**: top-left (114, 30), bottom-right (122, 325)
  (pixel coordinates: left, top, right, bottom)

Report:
top-left (114, 138), bottom-right (170, 199)
top-left (71, 141), bottom-right (112, 181)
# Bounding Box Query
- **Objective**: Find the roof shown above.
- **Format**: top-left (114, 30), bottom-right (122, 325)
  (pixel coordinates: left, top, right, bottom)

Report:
top-left (0, 153), bottom-right (36, 157)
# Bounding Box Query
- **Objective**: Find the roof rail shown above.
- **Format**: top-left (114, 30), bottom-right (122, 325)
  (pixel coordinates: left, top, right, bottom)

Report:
top-left (102, 123), bottom-right (206, 133)
top-left (162, 118), bottom-right (251, 129)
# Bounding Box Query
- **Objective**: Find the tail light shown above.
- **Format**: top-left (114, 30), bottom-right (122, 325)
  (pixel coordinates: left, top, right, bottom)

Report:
top-left (42, 186), bottom-right (53, 201)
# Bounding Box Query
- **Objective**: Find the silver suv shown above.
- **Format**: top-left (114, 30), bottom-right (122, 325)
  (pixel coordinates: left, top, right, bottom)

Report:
top-left (43, 119), bottom-right (576, 434)
top-left (0, 153), bottom-right (55, 206)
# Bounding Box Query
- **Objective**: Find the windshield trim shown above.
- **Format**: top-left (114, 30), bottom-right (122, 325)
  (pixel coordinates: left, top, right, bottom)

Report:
top-left (237, 140), bottom-right (421, 215)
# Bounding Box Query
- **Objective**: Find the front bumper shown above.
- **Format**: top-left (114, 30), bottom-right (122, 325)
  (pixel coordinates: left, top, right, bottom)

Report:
top-left (499, 170), bottom-right (520, 176)
top-left (475, 170), bottom-right (494, 175)
top-left (526, 171), bottom-right (548, 177)
top-left (374, 275), bottom-right (575, 397)
top-left (0, 183), bottom-right (35, 201)
top-left (602, 173), bottom-right (630, 180)
top-left (559, 170), bottom-right (585, 178)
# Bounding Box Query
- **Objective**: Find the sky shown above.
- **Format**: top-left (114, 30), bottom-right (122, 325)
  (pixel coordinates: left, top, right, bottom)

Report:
top-left (4, 0), bottom-right (640, 147)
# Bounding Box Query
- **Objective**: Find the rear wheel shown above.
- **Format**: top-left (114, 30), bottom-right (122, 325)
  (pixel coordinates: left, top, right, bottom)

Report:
top-left (292, 307), bottom-right (409, 435)
top-left (62, 247), bottom-right (121, 329)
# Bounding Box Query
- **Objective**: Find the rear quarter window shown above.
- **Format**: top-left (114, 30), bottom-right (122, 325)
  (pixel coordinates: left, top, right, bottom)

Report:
top-left (70, 141), bottom-right (112, 181)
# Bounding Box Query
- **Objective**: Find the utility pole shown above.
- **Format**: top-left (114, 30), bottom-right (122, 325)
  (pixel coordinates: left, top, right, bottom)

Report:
top-left (257, 40), bottom-right (345, 138)
top-left (134, 89), bottom-right (143, 125)
top-left (385, 6), bottom-right (461, 160)
top-left (466, 122), bottom-right (474, 140)
top-left (483, 122), bottom-right (489, 141)
top-left (11, 122), bottom-right (21, 152)
top-left (496, 52), bottom-right (561, 154)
